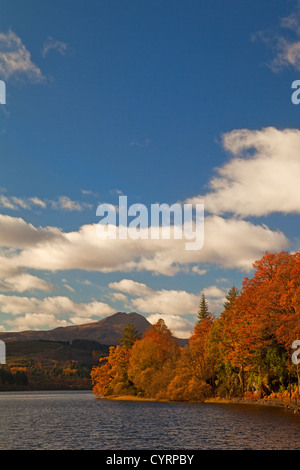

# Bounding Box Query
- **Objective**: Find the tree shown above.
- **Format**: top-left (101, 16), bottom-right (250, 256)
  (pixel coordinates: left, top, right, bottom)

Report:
top-left (224, 286), bottom-right (239, 311)
top-left (197, 293), bottom-right (210, 322)
top-left (128, 319), bottom-right (180, 398)
top-left (167, 316), bottom-right (214, 402)
top-left (119, 324), bottom-right (141, 349)
top-left (91, 344), bottom-right (136, 397)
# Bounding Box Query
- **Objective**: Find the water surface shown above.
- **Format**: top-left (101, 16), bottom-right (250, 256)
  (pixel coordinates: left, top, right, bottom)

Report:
top-left (0, 390), bottom-right (299, 450)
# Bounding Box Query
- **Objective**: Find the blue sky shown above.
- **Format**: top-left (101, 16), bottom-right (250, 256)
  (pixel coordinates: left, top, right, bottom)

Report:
top-left (1, 0), bottom-right (300, 338)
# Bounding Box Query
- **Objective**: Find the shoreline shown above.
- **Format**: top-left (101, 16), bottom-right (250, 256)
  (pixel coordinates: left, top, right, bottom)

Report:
top-left (98, 394), bottom-right (300, 414)
top-left (204, 397), bottom-right (300, 414)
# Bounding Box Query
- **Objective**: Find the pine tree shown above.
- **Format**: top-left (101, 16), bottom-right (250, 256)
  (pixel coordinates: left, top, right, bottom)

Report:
top-left (197, 293), bottom-right (210, 322)
top-left (119, 324), bottom-right (141, 349)
top-left (224, 286), bottom-right (239, 311)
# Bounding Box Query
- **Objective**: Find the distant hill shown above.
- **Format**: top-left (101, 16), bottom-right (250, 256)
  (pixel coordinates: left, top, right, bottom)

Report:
top-left (0, 312), bottom-right (151, 345)
top-left (0, 312), bottom-right (188, 391)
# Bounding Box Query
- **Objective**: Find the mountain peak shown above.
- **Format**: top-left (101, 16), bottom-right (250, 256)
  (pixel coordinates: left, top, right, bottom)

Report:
top-left (0, 311), bottom-right (151, 345)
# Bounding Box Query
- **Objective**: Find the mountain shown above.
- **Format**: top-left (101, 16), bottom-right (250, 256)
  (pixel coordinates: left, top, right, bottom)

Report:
top-left (0, 312), bottom-right (151, 345)
top-left (0, 311), bottom-right (188, 347)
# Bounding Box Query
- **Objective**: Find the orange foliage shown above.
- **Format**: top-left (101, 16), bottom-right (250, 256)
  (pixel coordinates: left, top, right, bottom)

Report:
top-left (91, 253), bottom-right (300, 401)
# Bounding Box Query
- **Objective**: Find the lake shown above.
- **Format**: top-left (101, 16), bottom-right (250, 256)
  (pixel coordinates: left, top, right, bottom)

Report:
top-left (0, 390), bottom-right (299, 450)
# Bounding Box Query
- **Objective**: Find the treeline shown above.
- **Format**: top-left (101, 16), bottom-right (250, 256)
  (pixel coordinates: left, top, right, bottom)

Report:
top-left (0, 338), bottom-right (111, 391)
top-left (0, 358), bottom-right (92, 391)
top-left (91, 251), bottom-right (300, 402)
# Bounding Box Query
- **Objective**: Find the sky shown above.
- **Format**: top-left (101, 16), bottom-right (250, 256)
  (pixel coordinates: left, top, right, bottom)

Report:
top-left (1, 0), bottom-right (300, 338)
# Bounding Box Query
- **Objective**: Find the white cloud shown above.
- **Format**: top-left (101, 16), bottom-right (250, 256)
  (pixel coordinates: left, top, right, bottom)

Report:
top-left (187, 127), bottom-right (300, 218)
top-left (272, 39), bottom-right (300, 71)
top-left (0, 293), bottom-right (115, 331)
top-left (109, 279), bottom-right (227, 338)
top-left (253, 2), bottom-right (300, 72)
top-left (192, 266), bottom-right (207, 275)
top-left (62, 283), bottom-right (75, 293)
top-left (5, 313), bottom-right (68, 331)
top-left (0, 195), bottom-right (47, 211)
top-left (0, 30), bottom-right (45, 82)
top-left (0, 214), bottom-right (62, 248)
top-left (202, 285), bottom-right (227, 314)
top-left (109, 280), bottom-right (199, 338)
top-left (108, 279), bottom-right (152, 296)
top-left (202, 285), bottom-right (226, 298)
top-left (0, 193), bottom-right (92, 212)
top-left (42, 37), bottom-right (69, 58)
top-left (146, 313), bottom-right (194, 339)
top-left (2, 273), bottom-right (56, 293)
top-left (109, 280), bottom-right (197, 315)
top-left (111, 277), bottom-right (231, 337)
top-left (130, 289), bottom-right (199, 316)
top-left (111, 292), bottom-right (128, 302)
top-left (29, 197), bottom-right (46, 209)
top-left (50, 196), bottom-right (92, 211)
top-left (0, 212), bottom-right (288, 277)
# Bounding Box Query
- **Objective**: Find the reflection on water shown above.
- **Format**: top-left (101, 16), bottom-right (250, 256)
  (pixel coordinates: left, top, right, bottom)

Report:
top-left (0, 390), bottom-right (299, 450)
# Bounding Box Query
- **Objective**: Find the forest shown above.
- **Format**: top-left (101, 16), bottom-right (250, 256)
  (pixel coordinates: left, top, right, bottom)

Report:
top-left (91, 251), bottom-right (300, 402)
top-left (0, 339), bottom-right (110, 391)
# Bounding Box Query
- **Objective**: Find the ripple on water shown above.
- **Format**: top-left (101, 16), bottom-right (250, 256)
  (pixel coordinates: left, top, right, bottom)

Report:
top-left (0, 391), bottom-right (299, 450)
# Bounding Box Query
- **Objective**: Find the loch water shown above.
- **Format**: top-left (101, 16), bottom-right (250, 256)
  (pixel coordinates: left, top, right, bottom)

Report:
top-left (0, 390), bottom-right (299, 450)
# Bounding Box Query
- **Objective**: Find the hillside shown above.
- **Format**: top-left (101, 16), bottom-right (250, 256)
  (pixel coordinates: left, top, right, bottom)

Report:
top-left (0, 312), bottom-right (187, 391)
top-left (0, 312), bottom-right (151, 345)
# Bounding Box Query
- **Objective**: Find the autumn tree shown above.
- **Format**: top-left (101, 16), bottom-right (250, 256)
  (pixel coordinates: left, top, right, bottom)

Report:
top-left (91, 324), bottom-right (140, 398)
top-left (128, 319), bottom-right (180, 399)
top-left (167, 313), bottom-right (214, 402)
top-left (92, 251), bottom-right (300, 402)
top-left (211, 252), bottom-right (297, 397)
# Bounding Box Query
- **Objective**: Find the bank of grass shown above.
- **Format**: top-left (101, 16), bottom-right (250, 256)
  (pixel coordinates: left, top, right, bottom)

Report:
top-left (205, 396), bottom-right (300, 414)
top-left (96, 393), bottom-right (300, 414)
top-left (97, 394), bottom-right (166, 402)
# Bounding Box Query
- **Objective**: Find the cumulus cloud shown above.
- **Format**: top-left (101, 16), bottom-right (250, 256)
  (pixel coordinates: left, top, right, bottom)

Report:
top-left (0, 273), bottom-right (56, 293)
top-left (5, 313), bottom-right (69, 331)
top-left (109, 280), bottom-right (199, 338)
top-left (0, 30), bottom-right (45, 82)
top-left (0, 212), bottom-right (288, 278)
top-left (109, 279), bottom-right (226, 315)
top-left (1, 124), bottom-right (297, 332)
top-left (108, 279), bottom-right (153, 296)
top-left (130, 289), bottom-right (199, 316)
top-left (111, 292), bottom-right (128, 302)
top-left (0, 293), bottom-right (115, 331)
top-left (146, 313), bottom-right (195, 339)
top-left (0, 214), bottom-right (62, 249)
top-left (187, 127), bottom-right (300, 218)
top-left (109, 279), bottom-right (227, 338)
